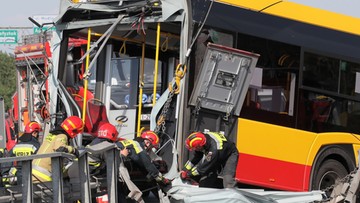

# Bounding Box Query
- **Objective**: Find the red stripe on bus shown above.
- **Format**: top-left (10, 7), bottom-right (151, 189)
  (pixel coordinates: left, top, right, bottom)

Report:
top-left (235, 153), bottom-right (311, 191)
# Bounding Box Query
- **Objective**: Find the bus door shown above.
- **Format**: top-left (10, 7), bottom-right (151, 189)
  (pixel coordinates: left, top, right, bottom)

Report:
top-left (105, 58), bottom-right (140, 139)
top-left (104, 57), bottom-right (164, 139)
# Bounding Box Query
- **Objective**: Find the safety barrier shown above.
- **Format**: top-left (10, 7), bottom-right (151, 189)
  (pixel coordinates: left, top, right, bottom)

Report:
top-left (0, 144), bottom-right (120, 203)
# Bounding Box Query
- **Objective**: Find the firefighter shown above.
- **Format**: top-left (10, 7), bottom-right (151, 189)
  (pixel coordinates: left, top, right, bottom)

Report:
top-left (2, 121), bottom-right (41, 185)
top-left (180, 131), bottom-right (239, 188)
top-left (86, 122), bottom-right (129, 176)
top-left (32, 116), bottom-right (83, 182)
top-left (10, 121), bottom-right (41, 156)
top-left (115, 130), bottom-right (171, 186)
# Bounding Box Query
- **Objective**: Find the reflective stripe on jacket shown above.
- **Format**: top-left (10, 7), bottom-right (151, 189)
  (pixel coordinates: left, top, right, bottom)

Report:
top-left (206, 132), bottom-right (227, 150)
top-left (32, 132), bottom-right (71, 181)
top-left (188, 131), bottom-right (238, 176)
top-left (32, 165), bottom-right (52, 182)
top-left (118, 139), bottom-right (143, 154)
top-left (13, 144), bottom-right (38, 156)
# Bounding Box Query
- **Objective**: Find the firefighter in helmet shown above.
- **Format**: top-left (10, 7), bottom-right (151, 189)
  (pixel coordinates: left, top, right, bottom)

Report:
top-left (32, 116), bottom-right (83, 182)
top-left (116, 130), bottom-right (170, 186)
top-left (2, 121), bottom-right (42, 185)
top-left (180, 131), bottom-right (239, 188)
top-left (86, 122), bottom-right (129, 176)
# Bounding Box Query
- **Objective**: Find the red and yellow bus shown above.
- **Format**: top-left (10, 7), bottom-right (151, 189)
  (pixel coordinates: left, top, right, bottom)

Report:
top-left (192, 0), bottom-right (360, 192)
top-left (37, 0), bottom-right (360, 194)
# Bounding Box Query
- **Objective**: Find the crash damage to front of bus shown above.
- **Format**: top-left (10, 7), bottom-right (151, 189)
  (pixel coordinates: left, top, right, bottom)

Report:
top-left (3, 0), bottom-right (360, 202)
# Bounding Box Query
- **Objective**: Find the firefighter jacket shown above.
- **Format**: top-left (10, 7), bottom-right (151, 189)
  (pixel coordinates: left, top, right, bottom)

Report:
top-left (2, 133), bottom-right (40, 184)
top-left (86, 137), bottom-right (112, 175)
top-left (184, 132), bottom-right (239, 177)
top-left (9, 134), bottom-right (40, 157)
top-left (116, 139), bottom-right (163, 181)
top-left (1, 133), bottom-right (40, 177)
top-left (32, 128), bottom-right (75, 182)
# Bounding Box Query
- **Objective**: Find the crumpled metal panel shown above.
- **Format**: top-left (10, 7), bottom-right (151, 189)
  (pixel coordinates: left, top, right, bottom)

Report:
top-left (167, 178), bottom-right (324, 203)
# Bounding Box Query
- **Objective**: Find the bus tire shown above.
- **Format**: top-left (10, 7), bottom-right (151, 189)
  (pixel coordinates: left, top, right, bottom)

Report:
top-left (311, 159), bottom-right (348, 196)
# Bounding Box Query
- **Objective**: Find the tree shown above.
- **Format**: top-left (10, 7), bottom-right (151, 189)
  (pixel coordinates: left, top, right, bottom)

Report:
top-left (0, 52), bottom-right (16, 110)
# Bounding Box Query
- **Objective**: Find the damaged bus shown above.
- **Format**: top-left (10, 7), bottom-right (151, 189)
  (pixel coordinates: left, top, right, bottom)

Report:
top-left (18, 0), bottom-right (360, 197)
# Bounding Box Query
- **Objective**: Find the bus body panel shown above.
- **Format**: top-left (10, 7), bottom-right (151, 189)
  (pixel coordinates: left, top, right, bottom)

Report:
top-left (236, 118), bottom-right (360, 191)
top-left (237, 153), bottom-right (312, 191)
top-left (215, 0), bottom-right (360, 36)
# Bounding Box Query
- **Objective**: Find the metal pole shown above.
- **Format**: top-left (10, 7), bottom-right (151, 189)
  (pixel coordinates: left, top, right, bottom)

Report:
top-left (106, 148), bottom-right (118, 203)
top-left (153, 23), bottom-right (161, 106)
top-left (79, 152), bottom-right (91, 202)
top-left (51, 156), bottom-right (64, 203)
top-left (22, 160), bottom-right (33, 203)
top-left (82, 28), bottom-right (92, 124)
top-left (137, 42), bottom-right (146, 135)
top-left (0, 97), bottom-right (6, 150)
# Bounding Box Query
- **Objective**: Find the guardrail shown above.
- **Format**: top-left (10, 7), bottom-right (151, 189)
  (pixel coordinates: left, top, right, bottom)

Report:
top-left (0, 143), bottom-right (120, 203)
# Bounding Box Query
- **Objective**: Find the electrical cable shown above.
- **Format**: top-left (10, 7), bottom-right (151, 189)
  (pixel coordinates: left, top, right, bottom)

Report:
top-left (258, 1), bottom-right (283, 12)
top-left (185, 0), bottom-right (214, 62)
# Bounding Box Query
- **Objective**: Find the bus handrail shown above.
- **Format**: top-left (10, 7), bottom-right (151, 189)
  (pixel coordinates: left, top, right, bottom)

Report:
top-left (110, 99), bottom-right (128, 109)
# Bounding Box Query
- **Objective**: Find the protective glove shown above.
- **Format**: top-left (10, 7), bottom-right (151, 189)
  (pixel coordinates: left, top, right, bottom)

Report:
top-left (155, 175), bottom-right (172, 187)
top-left (161, 177), bottom-right (171, 186)
top-left (73, 148), bottom-right (80, 158)
top-left (180, 170), bottom-right (190, 180)
top-left (56, 146), bottom-right (70, 153)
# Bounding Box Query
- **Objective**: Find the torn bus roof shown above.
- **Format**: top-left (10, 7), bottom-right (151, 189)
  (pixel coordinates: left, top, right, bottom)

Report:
top-left (54, 0), bottom-right (186, 31)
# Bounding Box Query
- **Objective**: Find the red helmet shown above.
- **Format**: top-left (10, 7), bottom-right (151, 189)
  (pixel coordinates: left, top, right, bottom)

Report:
top-left (60, 116), bottom-right (84, 138)
top-left (141, 130), bottom-right (159, 148)
top-left (185, 132), bottom-right (206, 151)
top-left (24, 121), bottom-right (41, 134)
top-left (97, 123), bottom-right (118, 142)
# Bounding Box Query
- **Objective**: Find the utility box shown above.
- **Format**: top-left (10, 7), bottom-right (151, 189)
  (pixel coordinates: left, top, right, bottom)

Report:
top-left (189, 43), bottom-right (259, 116)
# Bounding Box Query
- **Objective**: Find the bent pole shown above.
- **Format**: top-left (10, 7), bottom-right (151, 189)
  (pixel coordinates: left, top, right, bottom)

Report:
top-left (82, 27), bottom-right (92, 124)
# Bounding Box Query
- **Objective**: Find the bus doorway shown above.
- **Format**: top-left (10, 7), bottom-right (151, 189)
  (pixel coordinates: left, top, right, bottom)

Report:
top-left (89, 51), bottom-right (166, 140)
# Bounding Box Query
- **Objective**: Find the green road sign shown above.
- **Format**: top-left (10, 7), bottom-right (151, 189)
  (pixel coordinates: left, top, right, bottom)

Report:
top-left (33, 27), bottom-right (56, 34)
top-left (0, 30), bottom-right (18, 44)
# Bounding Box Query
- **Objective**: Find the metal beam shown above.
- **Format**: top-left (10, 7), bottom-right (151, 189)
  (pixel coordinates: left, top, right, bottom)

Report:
top-left (0, 27), bottom-right (32, 29)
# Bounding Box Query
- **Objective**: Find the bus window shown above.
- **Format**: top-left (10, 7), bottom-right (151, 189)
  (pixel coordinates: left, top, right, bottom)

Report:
top-left (298, 91), bottom-right (360, 133)
top-left (300, 51), bottom-right (360, 133)
top-left (248, 86), bottom-right (287, 113)
top-left (110, 58), bottom-right (139, 109)
top-left (303, 52), bottom-right (339, 92)
top-left (143, 58), bottom-right (162, 105)
top-left (302, 51), bottom-right (360, 97)
top-left (88, 65), bottom-right (96, 92)
top-left (339, 60), bottom-right (360, 96)
top-left (241, 66), bottom-right (297, 128)
top-left (246, 67), bottom-right (294, 114)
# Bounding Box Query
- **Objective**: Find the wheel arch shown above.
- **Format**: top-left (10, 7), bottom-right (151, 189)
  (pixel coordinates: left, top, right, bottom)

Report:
top-left (309, 144), bottom-right (356, 190)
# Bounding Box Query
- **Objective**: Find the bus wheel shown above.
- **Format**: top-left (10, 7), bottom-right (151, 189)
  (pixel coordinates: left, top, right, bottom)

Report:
top-left (312, 159), bottom-right (348, 196)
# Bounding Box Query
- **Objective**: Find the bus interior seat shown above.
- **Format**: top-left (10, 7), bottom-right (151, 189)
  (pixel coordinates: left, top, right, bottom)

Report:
top-left (70, 94), bottom-right (109, 139)
top-left (86, 98), bottom-right (110, 136)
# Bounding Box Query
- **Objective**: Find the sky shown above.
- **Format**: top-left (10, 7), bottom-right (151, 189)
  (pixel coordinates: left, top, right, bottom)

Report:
top-left (0, 0), bottom-right (60, 53)
top-left (290, 0), bottom-right (360, 18)
top-left (1, 0), bottom-right (360, 54)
